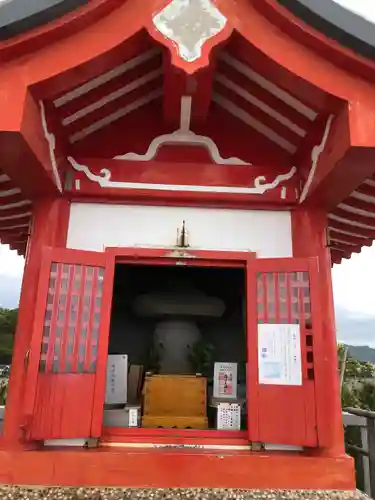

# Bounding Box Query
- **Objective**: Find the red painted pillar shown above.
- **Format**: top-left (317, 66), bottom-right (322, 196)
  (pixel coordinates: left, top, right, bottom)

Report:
top-left (2, 198), bottom-right (70, 447)
top-left (291, 208), bottom-right (345, 457)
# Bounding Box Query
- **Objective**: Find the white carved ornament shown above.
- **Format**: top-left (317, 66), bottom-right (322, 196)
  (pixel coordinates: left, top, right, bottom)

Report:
top-left (299, 114), bottom-right (334, 203)
top-left (40, 101), bottom-right (63, 193)
top-left (67, 96), bottom-right (297, 197)
top-left (152, 0), bottom-right (227, 63)
top-left (67, 156), bottom-right (296, 195)
top-left (114, 96), bottom-right (249, 165)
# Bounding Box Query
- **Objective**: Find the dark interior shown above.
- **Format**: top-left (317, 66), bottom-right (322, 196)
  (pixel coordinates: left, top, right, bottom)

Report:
top-left (108, 263), bottom-right (247, 429)
top-left (109, 264), bottom-right (246, 372)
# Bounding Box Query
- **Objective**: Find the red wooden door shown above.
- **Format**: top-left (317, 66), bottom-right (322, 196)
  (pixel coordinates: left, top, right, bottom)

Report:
top-left (23, 247), bottom-right (114, 440)
top-left (246, 257), bottom-right (321, 447)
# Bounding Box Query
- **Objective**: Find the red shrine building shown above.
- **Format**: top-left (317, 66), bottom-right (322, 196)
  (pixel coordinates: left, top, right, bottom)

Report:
top-left (1, 0), bottom-right (375, 490)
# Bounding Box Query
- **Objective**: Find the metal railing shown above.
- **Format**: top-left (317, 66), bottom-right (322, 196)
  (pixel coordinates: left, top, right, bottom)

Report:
top-left (343, 407), bottom-right (375, 497)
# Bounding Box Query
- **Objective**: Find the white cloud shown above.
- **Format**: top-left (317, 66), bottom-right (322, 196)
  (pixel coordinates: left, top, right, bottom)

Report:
top-left (0, 242), bottom-right (374, 345)
top-left (333, 0), bottom-right (375, 23)
top-left (0, 244), bottom-right (24, 278)
top-left (0, 244), bottom-right (24, 308)
top-left (0, 243), bottom-right (374, 310)
top-left (332, 245), bottom-right (375, 316)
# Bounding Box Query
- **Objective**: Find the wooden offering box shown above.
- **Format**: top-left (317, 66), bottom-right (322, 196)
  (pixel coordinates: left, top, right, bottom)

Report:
top-left (142, 374), bottom-right (208, 429)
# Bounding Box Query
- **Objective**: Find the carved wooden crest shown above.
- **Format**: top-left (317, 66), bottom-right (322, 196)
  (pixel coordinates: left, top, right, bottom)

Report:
top-left (148, 0), bottom-right (232, 73)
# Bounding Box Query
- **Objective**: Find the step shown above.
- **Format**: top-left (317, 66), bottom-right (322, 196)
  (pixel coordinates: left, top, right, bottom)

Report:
top-left (0, 487), bottom-right (370, 500)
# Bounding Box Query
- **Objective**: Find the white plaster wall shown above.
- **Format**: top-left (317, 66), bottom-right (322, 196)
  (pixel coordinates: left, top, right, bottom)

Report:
top-left (67, 203), bottom-right (292, 258)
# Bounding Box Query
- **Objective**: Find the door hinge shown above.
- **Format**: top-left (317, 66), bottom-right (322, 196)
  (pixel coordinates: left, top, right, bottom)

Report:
top-left (250, 442), bottom-right (264, 452)
top-left (85, 438), bottom-right (99, 448)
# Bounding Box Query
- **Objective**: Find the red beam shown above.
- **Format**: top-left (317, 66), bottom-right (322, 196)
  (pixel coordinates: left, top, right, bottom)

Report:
top-left (0, 194), bottom-right (29, 207)
top-left (333, 207), bottom-right (375, 229)
top-left (250, 0), bottom-right (375, 84)
top-left (216, 58), bottom-right (313, 132)
top-left (214, 80), bottom-right (302, 146)
top-left (329, 241), bottom-right (362, 255)
top-left (342, 196), bottom-right (375, 215)
top-left (330, 250), bottom-right (344, 265)
top-left (328, 230), bottom-right (372, 247)
top-left (0, 206), bottom-right (33, 221)
top-left (0, 217), bottom-right (30, 230)
top-left (163, 60), bottom-right (189, 126)
top-left (226, 33), bottom-right (330, 112)
top-left (64, 77), bottom-right (162, 140)
top-left (163, 55), bottom-right (215, 127)
top-left (0, 85), bottom-right (61, 198)
top-left (0, 0), bottom-right (121, 65)
top-left (299, 104), bottom-right (375, 210)
top-left (354, 183), bottom-right (375, 198)
top-left (328, 219), bottom-right (375, 240)
top-left (67, 157), bottom-right (299, 207)
top-left (0, 181), bottom-right (18, 192)
top-left (0, 233), bottom-right (27, 246)
top-left (3, 237), bottom-right (27, 255)
top-left (190, 66), bottom-right (216, 124)
top-left (56, 52), bottom-right (163, 122)
top-left (10, 244), bottom-right (27, 256)
top-left (220, 0), bottom-right (374, 104)
top-left (0, 229), bottom-right (29, 240)
top-left (353, 184), bottom-right (375, 200)
top-left (0, 132), bottom-right (58, 198)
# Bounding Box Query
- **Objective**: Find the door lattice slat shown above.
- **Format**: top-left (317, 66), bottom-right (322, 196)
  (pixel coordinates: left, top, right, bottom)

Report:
top-left (40, 262), bottom-right (105, 374)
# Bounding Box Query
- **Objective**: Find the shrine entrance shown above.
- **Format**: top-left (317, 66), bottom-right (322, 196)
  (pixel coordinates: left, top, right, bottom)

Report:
top-left (22, 245), bottom-right (322, 450)
top-left (104, 262), bottom-right (247, 433)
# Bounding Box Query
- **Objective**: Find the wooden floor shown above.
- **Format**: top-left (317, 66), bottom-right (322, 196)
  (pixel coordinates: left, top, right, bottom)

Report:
top-left (0, 447), bottom-right (356, 490)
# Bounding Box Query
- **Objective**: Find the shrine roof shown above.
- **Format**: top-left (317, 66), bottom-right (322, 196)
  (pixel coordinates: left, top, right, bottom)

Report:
top-left (2, 0), bottom-right (375, 62)
top-left (0, 0), bottom-right (87, 41)
top-left (0, 171), bottom-right (30, 256)
top-left (2, 0), bottom-right (375, 263)
top-left (278, 0), bottom-right (375, 61)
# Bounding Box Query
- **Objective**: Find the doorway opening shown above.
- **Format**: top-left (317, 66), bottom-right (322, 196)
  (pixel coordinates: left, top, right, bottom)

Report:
top-left (103, 262), bottom-right (247, 433)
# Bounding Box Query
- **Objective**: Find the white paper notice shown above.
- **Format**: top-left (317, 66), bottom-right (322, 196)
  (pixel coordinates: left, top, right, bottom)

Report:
top-left (128, 408), bottom-right (139, 428)
top-left (105, 354), bottom-right (128, 405)
top-left (258, 324), bottom-right (302, 386)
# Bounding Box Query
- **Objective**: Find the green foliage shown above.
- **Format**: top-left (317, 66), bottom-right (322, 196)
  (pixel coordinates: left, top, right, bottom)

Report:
top-left (0, 379), bottom-right (8, 405)
top-left (145, 342), bottom-right (164, 373)
top-left (338, 343), bottom-right (375, 379)
top-left (0, 308), bottom-right (17, 364)
top-left (341, 383), bottom-right (361, 408)
top-left (0, 308), bottom-right (17, 335)
top-left (338, 343), bottom-right (375, 411)
top-left (344, 344), bottom-right (375, 364)
top-left (357, 381), bottom-right (375, 411)
top-left (0, 308), bottom-right (18, 364)
top-left (187, 339), bottom-right (214, 376)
